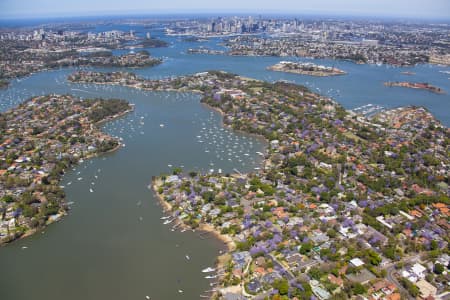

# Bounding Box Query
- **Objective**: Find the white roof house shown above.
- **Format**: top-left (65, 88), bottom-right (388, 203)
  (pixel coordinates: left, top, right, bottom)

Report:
top-left (411, 263), bottom-right (426, 279)
top-left (350, 258), bottom-right (365, 268)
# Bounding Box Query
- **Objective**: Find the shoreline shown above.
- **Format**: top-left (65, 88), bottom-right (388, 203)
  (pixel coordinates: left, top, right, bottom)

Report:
top-left (151, 179), bottom-right (236, 253)
top-left (151, 177), bottom-right (236, 299)
top-left (201, 102), bottom-right (269, 148)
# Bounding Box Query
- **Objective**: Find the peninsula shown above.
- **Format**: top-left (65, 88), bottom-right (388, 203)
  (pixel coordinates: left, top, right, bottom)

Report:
top-left (0, 26), bottom-right (167, 85)
top-left (0, 95), bottom-right (132, 245)
top-left (268, 61), bottom-right (346, 77)
top-left (384, 81), bottom-right (445, 94)
top-left (69, 70), bottom-right (449, 300)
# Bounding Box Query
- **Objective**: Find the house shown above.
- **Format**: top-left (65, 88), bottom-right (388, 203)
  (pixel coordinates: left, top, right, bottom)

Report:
top-left (386, 293), bottom-right (401, 300)
top-left (166, 175), bottom-right (181, 183)
top-left (247, 279), bottom-right (262, 293)
top-left (232, 251), bottom-right (251, 269)
top-left (220, 286), bottom-right (247, 300)
top-left (411, 263), bottom-right (427, 280)
top-left (310, 280), bottom-right (331, 300)
top-left (415, 279), bottom-right (437, 299)
top-left (350, 258), bottom-right (365, 268)
top-left (328, 274), bottom-right (344, 287)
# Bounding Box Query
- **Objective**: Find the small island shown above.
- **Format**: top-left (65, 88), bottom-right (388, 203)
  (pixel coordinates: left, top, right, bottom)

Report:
top-left (0, 95), bottom-right (132, 245)
top-left (139, 37), bottom-right (169, 48)
top-left (187, 47), bottom-right (225, 55)
top-left (384, 81), bottom-right (445, 94)
top-left (268, 61), bottom-right (346, 76)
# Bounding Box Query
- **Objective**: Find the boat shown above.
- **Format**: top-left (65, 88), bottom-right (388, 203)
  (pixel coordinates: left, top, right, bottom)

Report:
top-left (145, 296), bottom-right (150, 300)
top-left (185, 255), bottom-right (190, 260)
top-left (89, 188), bottom-right (93, 193)
top-left (178, 290), bottom-right (183, 293)
top-left (160, 124), bottom-right (165, 128)
top-left (205, 275), bottom-right (217, 279)
top-left (202, 267), bottom-right (215, 273)
top-left (163, 219), bottom-right (173, 225)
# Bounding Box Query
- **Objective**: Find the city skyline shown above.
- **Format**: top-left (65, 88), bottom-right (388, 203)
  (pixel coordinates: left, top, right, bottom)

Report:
top-left (1, 0), bottom-right (450, 20)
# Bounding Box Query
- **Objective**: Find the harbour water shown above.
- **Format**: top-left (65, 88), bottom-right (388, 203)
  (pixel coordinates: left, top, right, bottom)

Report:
top-left (0, 79), bottom-right (266, 300)
top-left (0, 22), bottom-right (449, 300)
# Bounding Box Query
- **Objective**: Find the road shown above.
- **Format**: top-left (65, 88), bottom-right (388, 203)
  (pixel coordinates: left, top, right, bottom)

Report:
top-left (385, 253), bottom-right (422, 300)
top-left (268, 253), bottom-right (295, 281)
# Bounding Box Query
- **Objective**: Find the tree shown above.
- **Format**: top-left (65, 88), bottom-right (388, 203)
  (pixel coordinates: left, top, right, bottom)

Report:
top-left (273, 278), bottom-right (289, 295)
top-left (299, 242), bottom-right (313, 255)
top-left (352, 283), bottom-right (367, 295)
top-left (1, 195), bottom-right (14, 203)
top-left (434, 263), bottom-right (445, 274)
top-left (366, 250), bottom-right (382, 266)
top-left (202, 191), bottom-right (215, 203)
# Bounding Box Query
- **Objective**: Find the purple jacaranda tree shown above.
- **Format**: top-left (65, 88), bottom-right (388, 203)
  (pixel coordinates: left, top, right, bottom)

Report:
top-left (359, 200), bottom-right (368, 208)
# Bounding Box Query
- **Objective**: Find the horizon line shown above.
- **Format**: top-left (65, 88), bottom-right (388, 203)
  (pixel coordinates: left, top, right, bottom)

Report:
top-left (1, 9), bottom-right (450, 22)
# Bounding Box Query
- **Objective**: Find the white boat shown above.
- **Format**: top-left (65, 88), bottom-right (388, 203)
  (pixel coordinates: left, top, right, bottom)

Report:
top-left (205, 275), bottom-right (217, 279)
top-left (160, 216), bottom-right (170, 220)
top-left (202, 267), bottom-right (215, 273)
top-left (160, 124), bottom-right (165, 128)
top-left (145, 296), bottom-right (150, 300)
top-left (89, 188), bottom-right (93, 193)
top-left (185, 255), bottom-right (190, 260)
top-left (178, 290), bottom-right (183, 293)
top-left (77, 177), bottom-right (83, 181)
top-left (163, 219), bottom-right (173, 225)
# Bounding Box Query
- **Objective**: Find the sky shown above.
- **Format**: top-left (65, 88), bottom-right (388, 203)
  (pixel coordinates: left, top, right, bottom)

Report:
top-left (1, 0), bottom-right (449, 19)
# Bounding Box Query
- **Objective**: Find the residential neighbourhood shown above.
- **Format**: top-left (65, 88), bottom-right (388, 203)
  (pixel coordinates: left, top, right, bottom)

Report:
top-left (0, 94), bottom-right (132, 244)
top-left (70, 70), bottom-right (449, 299)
